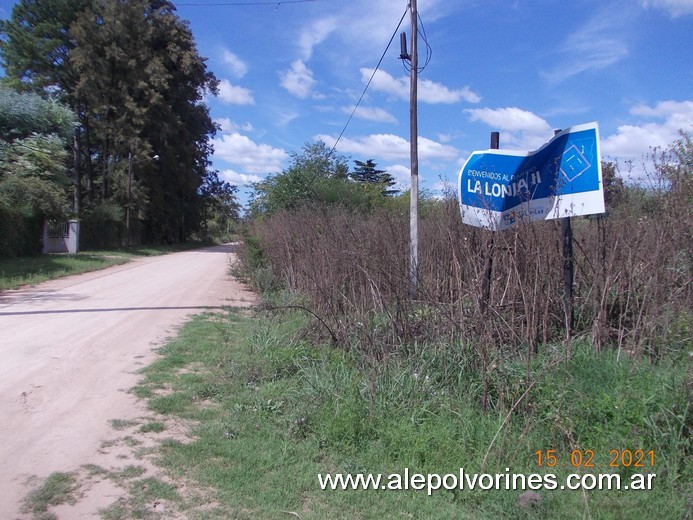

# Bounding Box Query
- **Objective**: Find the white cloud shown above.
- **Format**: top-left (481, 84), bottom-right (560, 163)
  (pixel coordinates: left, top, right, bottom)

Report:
top-left (299, 17), bottom-right (338, 60)
top-left (385, 164), bottom-right (412, 187)
top-left (601, 100), bottom-right (693, 160)
top-left (215, 117), bottom-right (253, 133)
top-left (419, 79), bottom-right (482, 104)
top-left (316, 133), bottom-right (459, 162)
top-left (465, 107), bottom-right (551, 134)
top-left (280, 60), bottom-right (321, 99)
top-left (220, 48), bottom-right (248, 78)
top-left (641, 0), bottom-right (693, 17)
top-left (293, 0), bottom-right (452, 63)
top-left (465, 107), bottom-right (553, 149)
top-left (343, 105), bottom-right (397, 124)
top-left (276, 111), bottom-right (300, 128)
top-left (363, 69), bottom-right (481, 104)
top-left (541, 16), bottom-right (629, 83)
top-left (219, 169), bottom-right (263, 186)
top-left (213, 132), bottom-right (288, 174)
top-left (217, 79), bottom-right (255, 105)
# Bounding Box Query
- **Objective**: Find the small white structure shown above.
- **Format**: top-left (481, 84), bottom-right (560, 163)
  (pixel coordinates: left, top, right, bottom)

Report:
top-left (43, 219), bottom-right (80, 254)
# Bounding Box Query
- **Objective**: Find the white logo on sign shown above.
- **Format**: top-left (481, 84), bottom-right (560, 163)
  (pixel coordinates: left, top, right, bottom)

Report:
top-left (560, 145), bottom-right (591, 182)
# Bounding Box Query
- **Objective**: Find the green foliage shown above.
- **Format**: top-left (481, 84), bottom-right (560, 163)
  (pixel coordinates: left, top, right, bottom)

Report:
top-left (78, 201), bottom-right (123, 249)
top-left (0, 0), bottom-right (91, 95)
top-left (350, 159), bottom-right (399, 197)
top-left (0, 86), bottom-right (76, 140)
top-left (132, 311), bottom-right (690, 519)
top-left (198, 170), bottom-right (241, 242)
top-left (250, 140), bottom-right (379, 215)
top-left (21, 472), bottom-right (78, 516)
top-left (0, 87), bottom-right (76, 256)
top-left (1, 0), bottom-right (228, 246)
top-left (0, 206), bottom-right (41, 257)
top-left (0, 132), bottom-right (72, 223)
top-left (601, 161), bottom-right (625, 210)
top-left (0, 171), bottom-right (68, 218)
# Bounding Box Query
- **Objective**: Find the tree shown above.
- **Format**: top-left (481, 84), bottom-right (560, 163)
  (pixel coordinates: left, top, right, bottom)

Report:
top-left (350, 159), bottom-right (399, 196)
top-left (601, 161), bottom-right (625, 210)
top-left (0, 0), bottom-right (90, 95)
top-left (1, 0), bottom-right (224, 245)
top-left (250, 140), bottom-right (353, 215)
top-left (199, 170), bottom-right (241, 240)
top-left (0, 86), bottom-right (76, 213)
top-left (1, 0), bottom-right (93, 213)
top-left (0, 86), bottom-right (76, 256)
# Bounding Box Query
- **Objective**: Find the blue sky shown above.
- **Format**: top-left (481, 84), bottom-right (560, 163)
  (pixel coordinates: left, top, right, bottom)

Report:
top-left (1, 0), bottom-right (692, 205)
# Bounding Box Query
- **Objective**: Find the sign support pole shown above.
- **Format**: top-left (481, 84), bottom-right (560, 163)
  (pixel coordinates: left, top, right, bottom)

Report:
top-left (480, 131), bottom-right (499, 313)
top-left (561, 217), bottom-right (574, 341)
top-left (555, 128), bottom-right (574, 345)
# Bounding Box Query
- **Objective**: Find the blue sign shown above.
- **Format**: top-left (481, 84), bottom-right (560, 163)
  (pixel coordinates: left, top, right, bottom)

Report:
top-left (457, 122), bottom-right (605, 230)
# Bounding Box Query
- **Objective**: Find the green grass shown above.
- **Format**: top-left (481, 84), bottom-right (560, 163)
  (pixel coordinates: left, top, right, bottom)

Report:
top-left (110, 419), bottom-right (139, 431)
top-left (139, 421), bottom-right (166, 433)
top-left (132, 309), bottom-right (691, 519)
top-left (0, 253), bottom-right (130, 290)
top-left (21, 472), bottom-right (79, 518)
top-left (0, 241), bottom-right (213, 291)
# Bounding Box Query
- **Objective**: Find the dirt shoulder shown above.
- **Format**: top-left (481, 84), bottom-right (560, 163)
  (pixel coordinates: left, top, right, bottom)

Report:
top-left (0, 245), bottom-right (255, 519)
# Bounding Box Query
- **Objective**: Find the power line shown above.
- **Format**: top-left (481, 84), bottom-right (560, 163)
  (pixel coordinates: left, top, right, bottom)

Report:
top-left (330, 6), bottom-right (409, 155)
top-left (402, 12), bottom-right (431, 74)
top-left (173, 0), bottom-right (319, 6)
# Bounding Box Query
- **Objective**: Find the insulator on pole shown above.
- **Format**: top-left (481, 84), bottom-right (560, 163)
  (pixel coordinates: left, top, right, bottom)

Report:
top-left (399, 32), bottom-right (410, 60)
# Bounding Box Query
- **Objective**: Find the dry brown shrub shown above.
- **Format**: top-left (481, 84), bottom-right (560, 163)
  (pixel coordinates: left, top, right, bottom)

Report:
top-left (244, 177), bottom-right (691, 363)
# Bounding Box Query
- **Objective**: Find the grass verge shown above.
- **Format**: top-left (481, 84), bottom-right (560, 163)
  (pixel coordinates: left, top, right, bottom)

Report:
top-left (0, 241), bottom-right (212, 291)
top-left (21, 472), bottom-right (78, 519)
top-left (133, 308), bottom-right (691, 519)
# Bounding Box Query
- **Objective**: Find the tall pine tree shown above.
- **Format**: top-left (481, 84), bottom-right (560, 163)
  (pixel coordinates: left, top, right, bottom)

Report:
top-left (350, 159), bottom-right (399, 197)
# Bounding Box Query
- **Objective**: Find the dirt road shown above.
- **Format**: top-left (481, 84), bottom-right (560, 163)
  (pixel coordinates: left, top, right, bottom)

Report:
top-left (0, 245), bottom-right (255, 518)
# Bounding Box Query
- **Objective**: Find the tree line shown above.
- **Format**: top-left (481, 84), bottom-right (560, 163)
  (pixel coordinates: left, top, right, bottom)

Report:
top-left (0, 0), bottom-right (238, 254)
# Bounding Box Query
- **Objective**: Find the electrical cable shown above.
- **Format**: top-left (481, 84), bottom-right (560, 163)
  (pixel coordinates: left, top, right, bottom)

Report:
top-left (401, 11), bottom-right (432, 75)
top-left (173, 0), bottom-right (319, 6)
top-left (417, 12), bottom-right (432, 72)
top-left (329, 6), bottom-right (409, 155)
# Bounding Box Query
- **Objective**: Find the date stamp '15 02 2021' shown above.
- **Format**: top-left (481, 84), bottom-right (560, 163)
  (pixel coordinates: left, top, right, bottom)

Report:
top-left (535, 449), bottom-right (656, 469)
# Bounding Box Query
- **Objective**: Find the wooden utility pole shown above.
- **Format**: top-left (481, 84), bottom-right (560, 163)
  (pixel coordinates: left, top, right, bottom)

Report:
top-left (409, 0), bottom-right (419, 300)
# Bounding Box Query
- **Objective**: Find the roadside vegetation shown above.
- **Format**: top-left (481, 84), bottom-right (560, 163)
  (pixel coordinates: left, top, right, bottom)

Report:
top-left (0, 241), bottom-right (212, 291)
top-left (21, 472), bottom-right (79, 519)
top-left (130, 307), bottom-right (688, 519)
top-left (124, 134), bottom-right (692, 518)
top-left (1, 0), bottom-right (239, 259)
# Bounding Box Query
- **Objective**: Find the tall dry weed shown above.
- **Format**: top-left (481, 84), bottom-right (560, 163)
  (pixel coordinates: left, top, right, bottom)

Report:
top-left (243, 165), bottom-right (691, 367)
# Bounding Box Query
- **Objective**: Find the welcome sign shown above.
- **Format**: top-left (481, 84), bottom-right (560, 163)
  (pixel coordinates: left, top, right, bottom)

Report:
top-left (457, 122), bottom-right (605, 230)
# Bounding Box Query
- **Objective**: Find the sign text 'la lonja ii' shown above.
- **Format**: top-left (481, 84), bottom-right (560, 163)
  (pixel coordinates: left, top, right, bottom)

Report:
top-left (457, 122), bottom-right (606, 230)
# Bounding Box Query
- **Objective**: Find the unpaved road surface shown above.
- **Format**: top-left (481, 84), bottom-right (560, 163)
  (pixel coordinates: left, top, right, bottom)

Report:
top-left (0, 245), bottom-right (255, 518)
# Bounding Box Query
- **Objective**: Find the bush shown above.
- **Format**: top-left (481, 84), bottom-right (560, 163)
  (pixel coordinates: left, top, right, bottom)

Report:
top-left (242, 185), bottom-right (691, 360)
top-left (0, 205), bottom-right (41, 257)
top-left (79, 202), bottom-right (124, 249)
